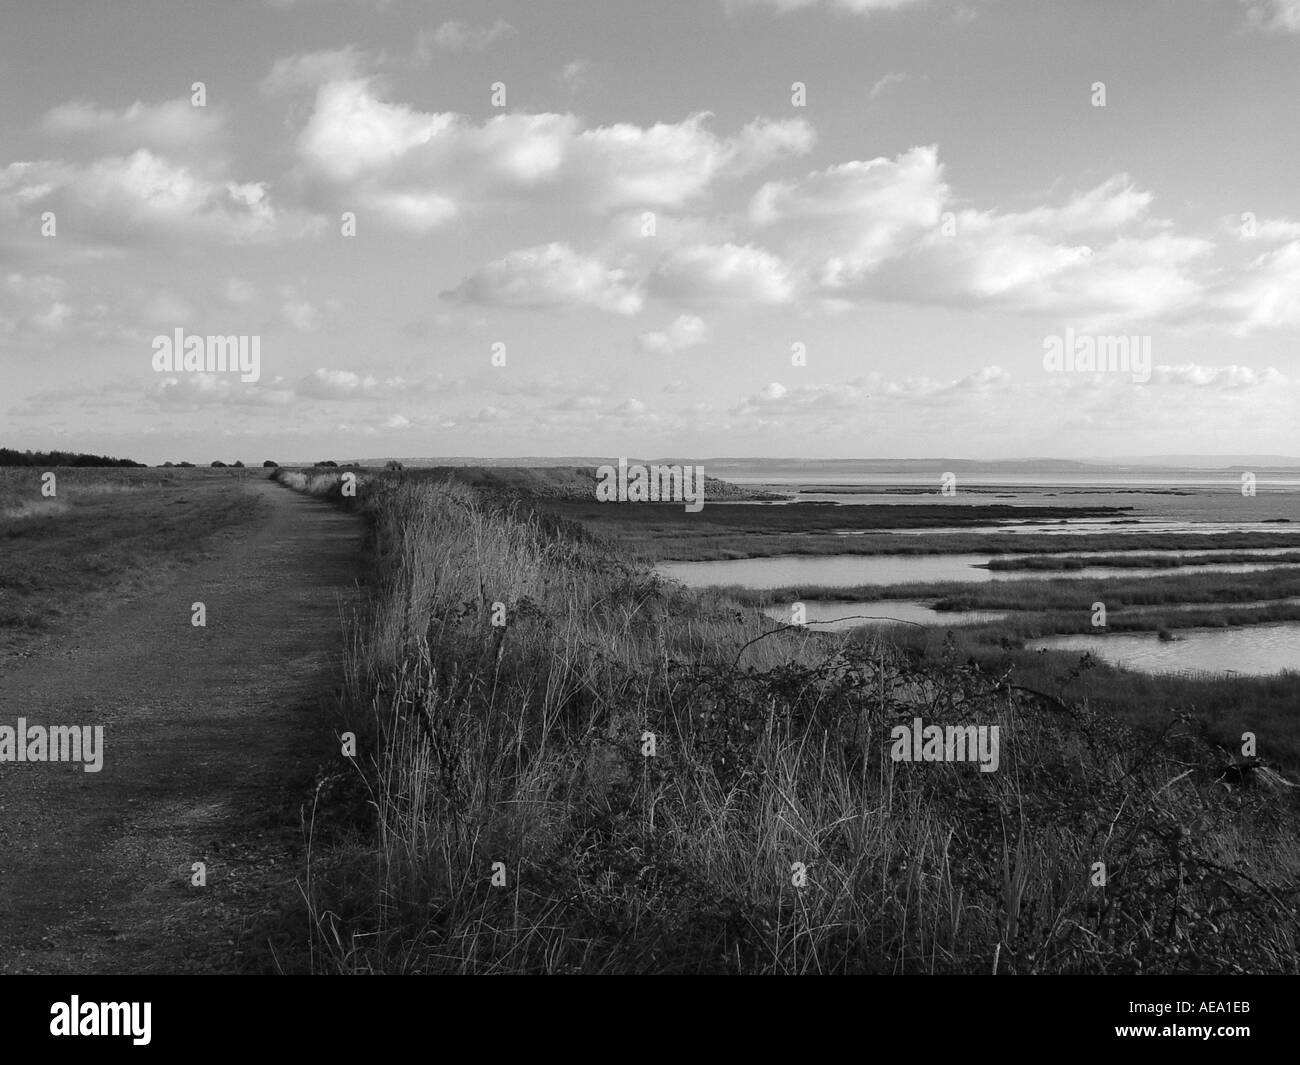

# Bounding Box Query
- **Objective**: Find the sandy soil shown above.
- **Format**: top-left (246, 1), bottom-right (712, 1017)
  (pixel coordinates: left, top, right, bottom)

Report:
top-left (0, 478), bottom-right (364, 973)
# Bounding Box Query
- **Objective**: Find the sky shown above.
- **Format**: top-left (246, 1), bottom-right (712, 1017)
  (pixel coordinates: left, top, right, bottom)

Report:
top-left (2, 0), bottom-right (1300, 464)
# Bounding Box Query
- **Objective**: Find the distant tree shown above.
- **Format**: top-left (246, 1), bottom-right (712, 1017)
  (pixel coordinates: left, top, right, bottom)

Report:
top-left (178, 461), bottom-right (196, 468)
top-left (0, 447), bottom-right (144, 468)
top-left (232, 460), bottom-right (245, 468)
top-left (262, 460), bottom-right (278, 468)
top-left (316, 460), bottom-right (338, 468)
top-left (211, 460), bottom-right (227, 468)
top-left (385, 459), bottom-right (405, 471)
top-left (162, 461), bottom-right (175, 468)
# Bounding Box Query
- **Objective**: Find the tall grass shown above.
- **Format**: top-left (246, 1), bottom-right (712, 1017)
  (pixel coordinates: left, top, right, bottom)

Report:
top-left (293, 475), bottom-right (1300, 974)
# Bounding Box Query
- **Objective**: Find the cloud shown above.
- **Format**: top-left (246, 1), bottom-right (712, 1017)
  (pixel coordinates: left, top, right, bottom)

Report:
top-left (752, 146), bottom-right (947, 273)
top-left (724, 0), bottom-right (928, 14)
top-left (428, 139), bottom-right (1286, 332)
top-left (730, 377), bottom-right (868, 417)
top-left (261, 47), bottom-right (372, 95)
top-left (296, 368), bottom-right (420, 399)
top-left (636, 314), bottom-right (709, 354)
top-left (281, 297), bottom-right (320, 331)
top-left (153, 373), bottom-right (294, 410)
top-left (650, 242), bottom-right (795, 307)
top-left (869, 72), bottom-right (908, 98)
top-left (558, 60), bottom-right (592, 92)
top-left (40, 97), bottom-right (227, 156)
top-left (729, 368), bottom-right (1022, 421)
top-left (292, 79), bottom-right (813, 229)
top-left (747, 150), bottom-right (1210, 322)
top-left (576, 113), bottom-right (812, 211)
top-left (225, 278), bottom-right (257, 304)
top-left (1212, 239), bottom-right (1300, 333)
top-left (1236, 215), bottom-right (1300, 241)
top-left (4, 272), bottom-right (65, 302)
top-left (139, 290), bottom-right (193, 324)
top-left (0, 272), bottom-right (73, 335)
top-left (444, 242), bottom-right (644, 314)
top-left (1150, 363), bottom-right (1288, 388)
top-left (1242, 0), bottom-right (1300, 33)
top-left (0, 150), bottom-right (317, 246)
top-left (418, 19), bottom-right (515, 56)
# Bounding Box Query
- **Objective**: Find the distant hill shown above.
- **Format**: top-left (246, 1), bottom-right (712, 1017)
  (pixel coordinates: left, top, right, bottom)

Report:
top-left (1104, 455), bottom-right (1300, 469)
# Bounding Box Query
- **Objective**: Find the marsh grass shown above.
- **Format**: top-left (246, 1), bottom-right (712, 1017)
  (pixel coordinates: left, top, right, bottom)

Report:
top-left (283, 472), bottom-right (1300, 974)
top-left (542, 500), bottom-right (1300, 562)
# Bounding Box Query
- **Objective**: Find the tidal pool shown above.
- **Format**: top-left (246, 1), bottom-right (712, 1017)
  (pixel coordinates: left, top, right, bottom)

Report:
top-left (1031, 623), bottom-right (1300, 677)
top-left (659, 554), bottom-right (1300, 589)
top-left (760, 599), bottom-right (1006, 632)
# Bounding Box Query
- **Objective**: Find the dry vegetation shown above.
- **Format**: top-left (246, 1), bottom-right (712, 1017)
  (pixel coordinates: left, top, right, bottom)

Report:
top-left (277, 469), bottom-right (1300, 974)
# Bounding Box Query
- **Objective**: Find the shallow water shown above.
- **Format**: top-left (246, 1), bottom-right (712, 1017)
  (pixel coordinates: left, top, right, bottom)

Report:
top-left (659, 554), bottom-right (1300, 589)
top-left (881, 520), bottom-right (1300, 537)
top-left (761, 599), bottom-right (1007, 632)
top-left (1031, 623), bottom-right (1300, 677)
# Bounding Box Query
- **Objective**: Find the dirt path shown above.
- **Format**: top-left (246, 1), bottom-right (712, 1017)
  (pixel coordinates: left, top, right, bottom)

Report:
top-left (0, 478), bottom-right (364, 973)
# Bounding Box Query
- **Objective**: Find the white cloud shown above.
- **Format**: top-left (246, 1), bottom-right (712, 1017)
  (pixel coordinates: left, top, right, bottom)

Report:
top-left (444, 242), bottom-right (644, 314)
top-left (869, 72), bottom-right (908, 98)
top-left (261, 47), bottom-right (371, 95)
top-left (749, 151), bottom-right (1209, 322)
top-left (651, 242), bottom-right (795, 307)
top-left (225, 278), bottom-right (257, 304)
top-left (1213, 239), bottom-right (1300, 333)
top-left (31, 301), bottom-right (72, 332)
top-left (4, 272), bottom-right (65, 302)
top-left (636, 314), bottom-right (709, 354)
top-left (752, 146), bottom-right (946, 272)
top-left (295, 79), bottom-right (458, 185)
top-left (292, 79), bottom-right (813, 229)
top-left (419, 19), bottom-right (515, 56)
top-left (558, 60), bottom-right (592, 92)
top-left (296, 368), bottom-right (416, 399)
top-left (576, 113), bottom-right (806, 211)
top-left (0, 150), bottom-right (315, 245)
top-left (725, 0), bottom-right (927, 14)
top-left (1242, 0), bottom-right (1300, 33)
top-left (282, 298), bottom-right (319, 331)
top-left (0, 272), bottom-right (73, 335)
top-left (153, 374), bottom-right (294, 410)
top-left (1151, 363), bottom-right (1288, 388)
top-left (140, 290), bottom-right (192, 324)
top-left (1238, 216), bottom-right (1300, 241)
top-left (41, 97), bottom-right (226, 155)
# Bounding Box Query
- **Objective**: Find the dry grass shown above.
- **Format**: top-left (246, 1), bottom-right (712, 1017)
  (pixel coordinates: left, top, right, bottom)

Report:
top-left (285, 473), bottom-right (1300, 974)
